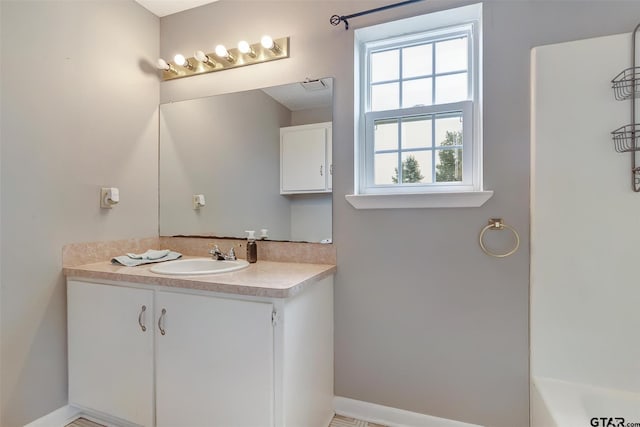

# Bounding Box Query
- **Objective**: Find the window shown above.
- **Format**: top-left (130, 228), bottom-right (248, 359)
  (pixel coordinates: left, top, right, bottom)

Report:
top-left (348, 4), bottom-right (492, 209)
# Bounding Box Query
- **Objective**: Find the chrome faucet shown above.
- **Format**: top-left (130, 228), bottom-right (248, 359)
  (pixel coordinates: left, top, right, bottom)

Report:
top-left (209, 245), bottom-right (237, 261)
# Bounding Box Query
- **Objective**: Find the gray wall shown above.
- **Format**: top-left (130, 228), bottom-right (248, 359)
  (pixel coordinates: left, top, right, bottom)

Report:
top-left (0, 1), bottom-right (159, 426)
top-left (161, 2), bottom-right (640, 426)
top-left (291, 107), bottom-right (332, 126)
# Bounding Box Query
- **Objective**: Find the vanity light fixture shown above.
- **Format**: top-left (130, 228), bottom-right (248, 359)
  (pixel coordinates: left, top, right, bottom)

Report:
top-left (156, 36), bottom-right (290, 81)
top-left (237, 40), bottom-right (257, 58)
top-left (215, 45), bottom-right (236, 63)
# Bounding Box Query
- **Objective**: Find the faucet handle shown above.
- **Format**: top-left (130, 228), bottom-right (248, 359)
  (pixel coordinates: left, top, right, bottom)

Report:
top-left (225, 247), bottom-right (237, 261)
top-left (209, 244), bottom-right (224, 259)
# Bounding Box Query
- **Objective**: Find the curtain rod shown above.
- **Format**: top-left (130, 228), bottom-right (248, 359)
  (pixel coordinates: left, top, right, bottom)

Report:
top-left (329, 0), bottom-right (426, 30)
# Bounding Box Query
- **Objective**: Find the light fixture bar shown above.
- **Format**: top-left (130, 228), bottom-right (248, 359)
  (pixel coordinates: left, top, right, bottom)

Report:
top-left (159, 36), bottom-right (290, 81)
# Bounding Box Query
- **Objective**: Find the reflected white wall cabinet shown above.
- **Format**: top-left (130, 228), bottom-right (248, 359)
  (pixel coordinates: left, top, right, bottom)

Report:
top-left (280, 122), bottom-right (332, 194)
top-left (67, 276), bottom-right (334, 427)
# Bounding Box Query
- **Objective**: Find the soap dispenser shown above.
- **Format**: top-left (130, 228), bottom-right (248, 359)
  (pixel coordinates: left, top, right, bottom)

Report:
top-left (245, 230), bottom-right (257, 263)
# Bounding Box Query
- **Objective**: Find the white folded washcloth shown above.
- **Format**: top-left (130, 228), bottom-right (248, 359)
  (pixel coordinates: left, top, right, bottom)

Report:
top-left (126, 249), bottom-right (170, 260)
top-left (112, 250), bottom-right (181, 267)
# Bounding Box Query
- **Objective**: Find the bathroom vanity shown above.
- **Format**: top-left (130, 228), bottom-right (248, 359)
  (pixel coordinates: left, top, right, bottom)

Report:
top-left (64, 258), bottom-right (335, 427)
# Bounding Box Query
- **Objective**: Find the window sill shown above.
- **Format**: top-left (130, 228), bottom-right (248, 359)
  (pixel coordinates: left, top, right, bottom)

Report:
top-left (345, 190), bottom-right (494, 209)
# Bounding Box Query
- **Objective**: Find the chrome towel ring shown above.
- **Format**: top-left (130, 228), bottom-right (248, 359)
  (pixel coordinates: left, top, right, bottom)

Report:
top-left (479, 218), bottom-right (520, 258)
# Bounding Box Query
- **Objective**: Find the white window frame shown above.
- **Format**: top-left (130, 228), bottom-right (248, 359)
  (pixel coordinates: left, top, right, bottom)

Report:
top-left (348, 3), bottom-right (493, 209)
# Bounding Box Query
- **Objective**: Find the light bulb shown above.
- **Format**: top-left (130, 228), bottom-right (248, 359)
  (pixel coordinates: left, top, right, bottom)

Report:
top-left (237, 40), bottom-right (256, 58)
top-left (195, 50), bottom-right (216, 67)
top-left (156, 58), bottom-right (170, 70)
top-left (215, 45), bottom-right (228, 57)
top-left (173, 53), bottom-right (193, 69)
top-left (195, 50), bottom-right (208, 62)
top-left (173, 54), bottom-right (186, 66)
top-left (215, 44), bottom-right (235, 63)
top-left (260, 35), bottom-right (274, 50)
top-left (156, 58), bottom-right (177, 74)
top-left (261, 35), bottom-right (280, 53)
top-left (238, 41), bottom-right (250, 53)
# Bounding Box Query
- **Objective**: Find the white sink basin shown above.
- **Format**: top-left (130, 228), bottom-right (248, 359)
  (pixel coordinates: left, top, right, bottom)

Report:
top-left (150, 258), bottom-right (249, 275)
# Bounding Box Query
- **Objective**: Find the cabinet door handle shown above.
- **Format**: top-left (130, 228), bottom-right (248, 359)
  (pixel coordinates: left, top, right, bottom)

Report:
top-left (138, 305), bottom-right (147, 332)
top-left (158, 308), bottom-right (166, 335)
top-left (330, 164), bottom-right (333, 175)
top-left (320, 165), bottom-right (323, 176)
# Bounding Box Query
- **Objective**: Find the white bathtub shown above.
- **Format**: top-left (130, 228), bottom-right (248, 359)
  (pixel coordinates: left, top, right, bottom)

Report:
top-left (532, 377), bottom-right (640, 427)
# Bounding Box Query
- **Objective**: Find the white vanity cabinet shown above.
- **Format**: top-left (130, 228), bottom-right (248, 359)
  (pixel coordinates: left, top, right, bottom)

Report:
top-left (280, 122), bottom-right (332, 194)
top-left (66, 274), bottom-right (333, 427)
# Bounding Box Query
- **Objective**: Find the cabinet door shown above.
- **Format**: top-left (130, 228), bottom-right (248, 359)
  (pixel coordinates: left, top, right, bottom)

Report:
top-left (281, 126), bottom-right (327, 193)
top-left (156, 291), bottom-right (274, 427)
top-left (67, 281), bottom-right (154, 427)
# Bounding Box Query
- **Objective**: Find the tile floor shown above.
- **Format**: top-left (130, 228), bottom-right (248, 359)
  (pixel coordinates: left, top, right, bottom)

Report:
top-left (329, 414), bottom-right (388, 427)
top-left (65, 418), bottom-right (103, 427)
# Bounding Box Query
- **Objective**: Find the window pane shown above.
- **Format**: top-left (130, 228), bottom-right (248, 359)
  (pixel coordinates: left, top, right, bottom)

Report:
top-left (402, 78), bottom-right (432, 108)
top-left (435, 37), bottom-right (467, 73)
top-left (435, 148), bottom-right (463, 182)
top-left (400, 151), bottom-right (433, 184)
top-left (374, 119), bottom-right (398, 151)
top-left (374, 152), bottom-right (399, 185)
top-left (435, 114), bottom-right (463, 147)
top-left (401, 116), bottom-right (431, 149)
top-left (371, 49), bottom-right (399, 83)
top-left (435, 73), bottom-right (467, 104)
top-left (371, 83), bottom-right (399, 111)
top-left (402, 43), bottom-right (432, 78)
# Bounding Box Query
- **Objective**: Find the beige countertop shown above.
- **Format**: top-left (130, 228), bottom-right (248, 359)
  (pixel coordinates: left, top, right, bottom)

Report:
top-left (64, 257), bottom-right (336, 298)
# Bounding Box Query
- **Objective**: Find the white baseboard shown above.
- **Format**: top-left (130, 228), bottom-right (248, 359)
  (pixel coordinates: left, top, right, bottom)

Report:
top-left (24, 405), bottom-right (83, 427)
top-left (23, 405), bottom-right (132, 427)
top-left (333, 396), bottom-right (484, 427)
top-left (27, 398), bottom-right (482, 427)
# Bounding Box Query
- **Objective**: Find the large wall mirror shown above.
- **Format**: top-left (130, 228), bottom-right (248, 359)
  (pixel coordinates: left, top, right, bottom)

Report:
top-left (159, 78), bottom-right (333, 243)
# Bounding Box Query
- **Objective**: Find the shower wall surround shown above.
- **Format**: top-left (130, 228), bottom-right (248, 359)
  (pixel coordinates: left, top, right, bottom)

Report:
top-left (531, 32), bottom-right (640, 393)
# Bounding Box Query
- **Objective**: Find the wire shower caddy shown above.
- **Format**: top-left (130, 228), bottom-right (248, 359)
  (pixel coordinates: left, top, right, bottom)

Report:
top-left (611, 22), bottom-right (640, 192)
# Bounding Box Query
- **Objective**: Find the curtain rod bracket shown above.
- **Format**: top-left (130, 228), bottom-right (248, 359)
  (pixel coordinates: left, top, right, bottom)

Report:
top-left (329, 0), bottom-right (424, 31)
top-left (329, 14), bottom-right (349, 30)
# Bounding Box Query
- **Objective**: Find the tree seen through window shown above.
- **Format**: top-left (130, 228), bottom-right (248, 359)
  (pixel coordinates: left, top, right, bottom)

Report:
top-left (436, 131), bottom-right (463, 182)
top-left (390, 130), bottom-right (462, 183)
